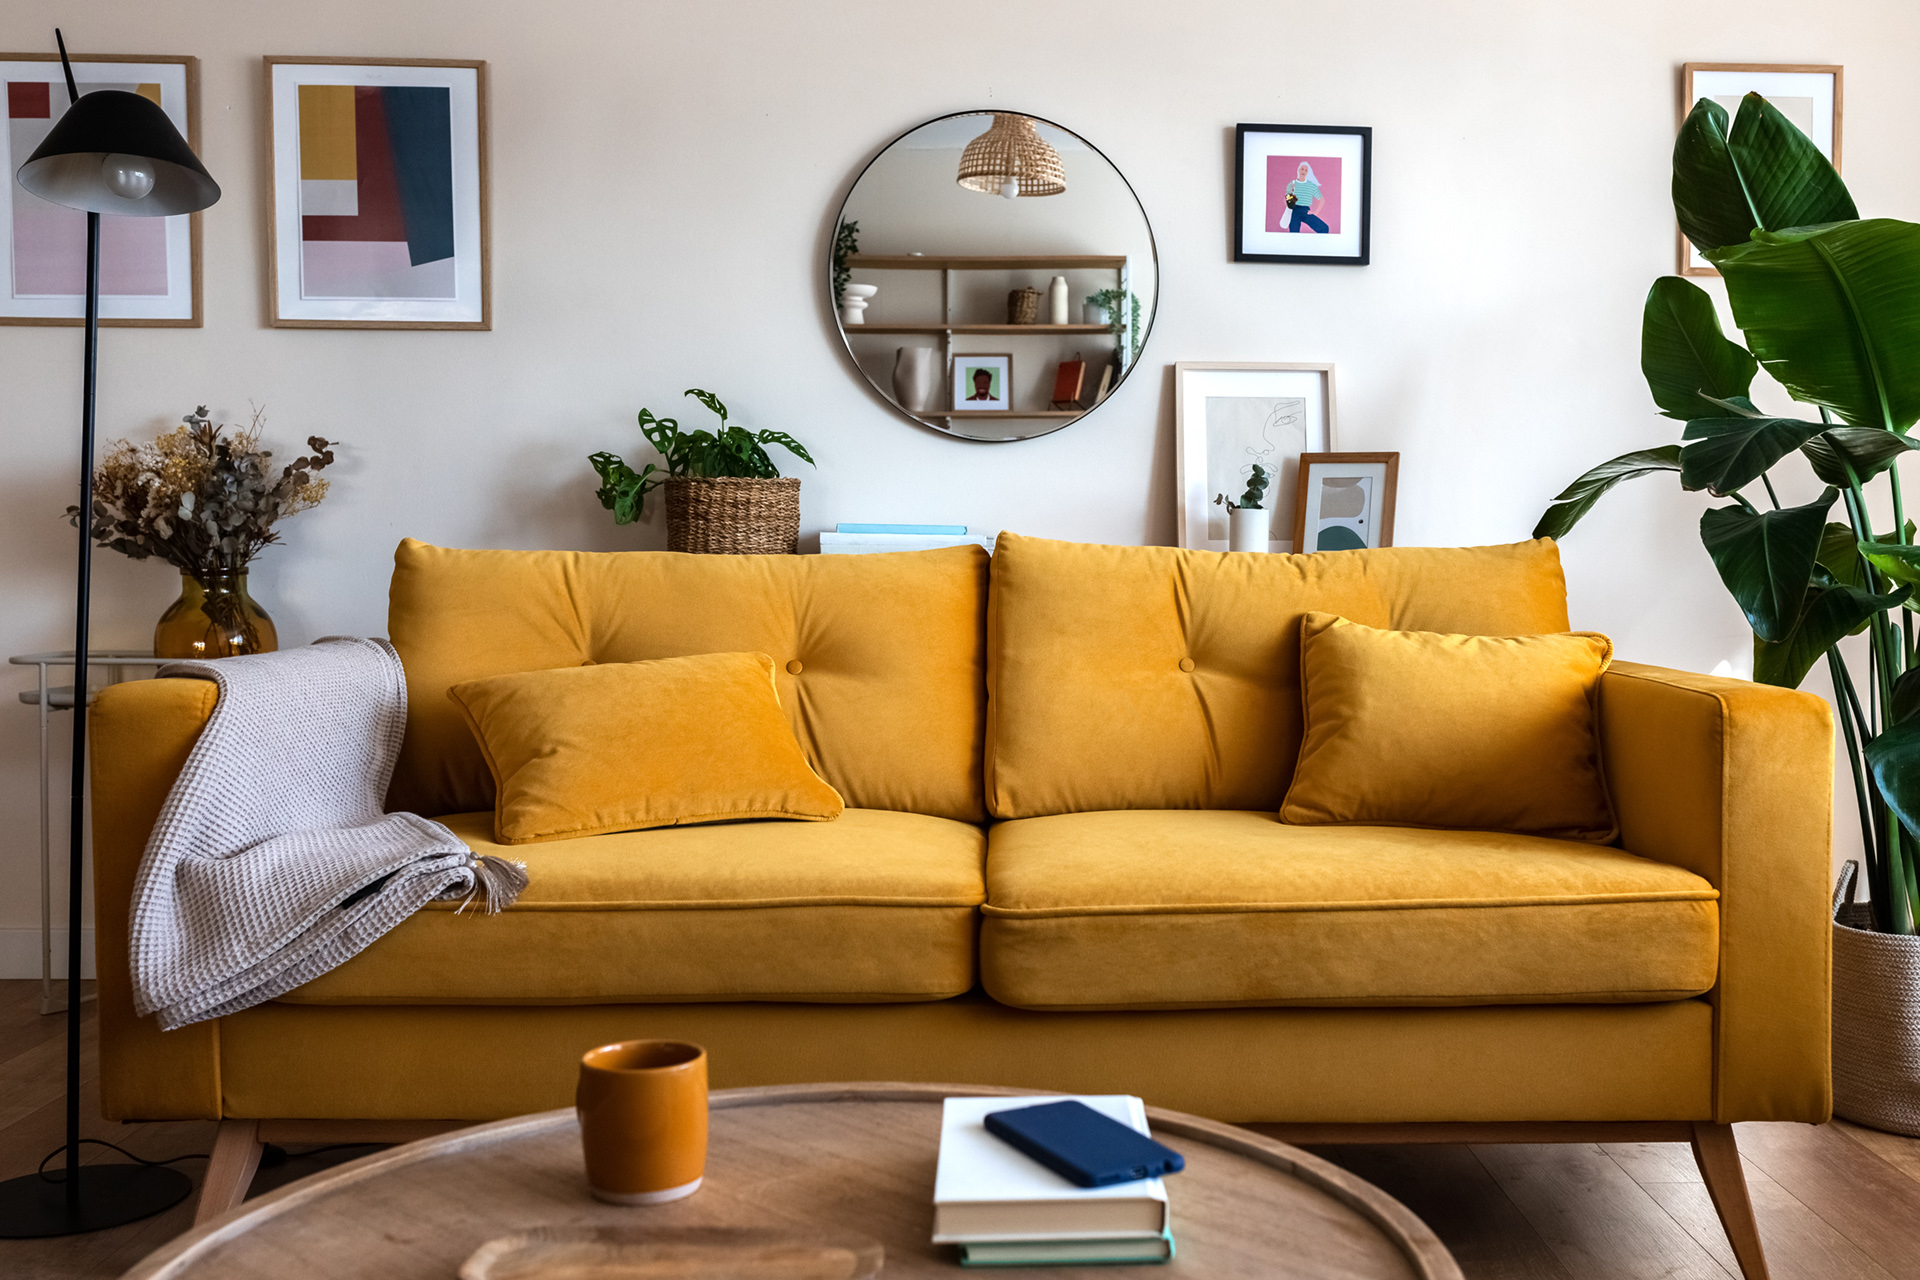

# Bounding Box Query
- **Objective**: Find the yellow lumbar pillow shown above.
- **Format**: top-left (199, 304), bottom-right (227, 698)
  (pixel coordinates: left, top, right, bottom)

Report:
top-left (1281, 612), bottom-right (1617, 842)
top-left (447, 652), bottom-right (844, 845)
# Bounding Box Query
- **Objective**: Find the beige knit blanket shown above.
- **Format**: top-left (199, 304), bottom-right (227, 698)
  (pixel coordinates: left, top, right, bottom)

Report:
top-left (128, 637), bottom-right (525, 1030)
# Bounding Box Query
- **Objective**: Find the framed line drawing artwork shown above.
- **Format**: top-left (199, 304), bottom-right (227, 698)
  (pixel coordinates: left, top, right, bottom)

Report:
top-left (1293, 452), bottom-right (1399, 552)
top-left (265, 57), bottom-right (489, 328)
top-left (1174, 362), bottom-right (1337, 552)
top-left (1, 53), bottom-right (201, 326)
top-left (949, 352), bottom-right (1013, 411)
top-left (1233, 123), bottom-right (1371, 266)
top-left (1679, 64), bottom-right (1841, 277)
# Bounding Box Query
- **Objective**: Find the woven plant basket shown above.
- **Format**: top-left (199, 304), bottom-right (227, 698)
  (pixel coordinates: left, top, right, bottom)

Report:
top-left (664, 476), bottom-right (801, 555)
top-left (1007, 287), bottom-right (1041, 325)
top-left (1833, 860), bottom-right (1920, 1134)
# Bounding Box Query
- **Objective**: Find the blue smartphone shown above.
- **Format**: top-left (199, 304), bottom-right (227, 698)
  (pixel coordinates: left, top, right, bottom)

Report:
top-left (983, 1100), bottom-right (1185, 1188)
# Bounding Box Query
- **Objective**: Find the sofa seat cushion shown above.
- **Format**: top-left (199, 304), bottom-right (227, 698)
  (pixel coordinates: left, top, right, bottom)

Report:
top-left (279, 808), bottom-right (985, 1005)
top-left (980, 810), bottom-right (1718, 1010)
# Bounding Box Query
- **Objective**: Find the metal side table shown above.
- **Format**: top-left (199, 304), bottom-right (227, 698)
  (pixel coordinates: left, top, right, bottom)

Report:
top-left (11, 651), bottom-right (165, 1015)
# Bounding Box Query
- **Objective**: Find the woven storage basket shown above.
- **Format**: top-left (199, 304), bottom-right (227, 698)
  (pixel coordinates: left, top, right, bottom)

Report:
top-left (1833, 860), bottom-right (1920, 1134)
top-left (1007, 287), bottom-right (1041, 325)
top-left (664, 476), bottom-right (801, 555)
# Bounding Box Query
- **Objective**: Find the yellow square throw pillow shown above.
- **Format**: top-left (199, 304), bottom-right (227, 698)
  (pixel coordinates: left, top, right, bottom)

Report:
top-left (1281, 612), bottom-right (1616, 842)
top-left (448, 652), bottom-right (843, 845)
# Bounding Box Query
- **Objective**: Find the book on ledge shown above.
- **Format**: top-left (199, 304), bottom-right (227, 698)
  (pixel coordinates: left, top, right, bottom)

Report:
top-left (933, 1096), bottom-right (1171, 1244)
top-left (959, 1229), bottom-right (1175, 1266)
top-left (834, 523), bottom-right (968, 534)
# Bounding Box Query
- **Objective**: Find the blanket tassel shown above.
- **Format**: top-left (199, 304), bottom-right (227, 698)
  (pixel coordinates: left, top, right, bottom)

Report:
top-left (459, 854), bottom-right (529, 914)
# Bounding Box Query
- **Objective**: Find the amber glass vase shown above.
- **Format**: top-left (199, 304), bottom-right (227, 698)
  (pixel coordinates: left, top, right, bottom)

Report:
top-left (153, 571), bottom-right (278, 660)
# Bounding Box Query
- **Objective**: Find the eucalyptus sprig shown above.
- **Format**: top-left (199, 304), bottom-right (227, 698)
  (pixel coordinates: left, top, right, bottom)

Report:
top-left (590, 389), bottom-right (815, 525)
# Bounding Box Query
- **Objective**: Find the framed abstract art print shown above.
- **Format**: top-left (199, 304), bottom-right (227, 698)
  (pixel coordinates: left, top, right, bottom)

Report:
top-left (1292, 452), bottom-right (1399, 552)
top-left (1233, 123), bottom-right (1371, 266)
top-left (1, 53), bottom-right (201, 326)
top-left (1174, 362), bottom-right (1337, 552)
top-left (1678, 64), bottom-right (1841, 277)
top-left (265, 57), bottom-right (489, 328)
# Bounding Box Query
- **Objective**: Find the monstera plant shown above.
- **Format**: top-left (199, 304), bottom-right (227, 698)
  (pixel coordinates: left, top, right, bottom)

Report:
top-left (1537, 93), bottom-right (1920, 935)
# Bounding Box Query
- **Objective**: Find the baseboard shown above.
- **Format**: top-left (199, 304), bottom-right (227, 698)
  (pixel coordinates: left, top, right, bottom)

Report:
top-left (0, 927), bottom-right (97, 979)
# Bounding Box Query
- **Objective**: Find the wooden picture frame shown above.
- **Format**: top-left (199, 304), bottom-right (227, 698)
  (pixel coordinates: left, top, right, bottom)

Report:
top-left (1232, 124), bottom-right (1371, 266)
top-left (1292, 451), bottom-right (1399, 552)
top-left (1174, 362), bottom-right (1337, 552)
top-left (264, 56), bottom-right (490, 329)
top-left (0, 53), bottom-right (202, 327)
top-left (1677, 63), bottom-right (1842, 278)
top-left (949, 352), bottom-right (1013, 412)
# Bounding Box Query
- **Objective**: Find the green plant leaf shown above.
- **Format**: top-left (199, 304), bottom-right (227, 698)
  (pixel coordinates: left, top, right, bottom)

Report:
top-left (1817, 521), bottom-right (1866, 589)
top-left (1868, 713), bottom-right (1920, 844)
top-left (684, 389), bottom-right (729, 423)
top-left (1532, 447), bottom-right (1682, 540)
top-left (1755, 581), bottom-right (1909, 687)
top-left (756, 430), bottom-right (815, 467)
top-left (1678, 415), bottom-right (1825, 496)
top-left (1725, 92), bottom-right (1858, 234)
top-left (1894, 668), bottom-right (1920, 726)
top-left (1801, 427), bottom-right (1918, 487)
top-left (1861, 540), bottom-right (1920, 588)
top-left (1641, 278), bottom-right (1759, 419)
top-left (1709, 220), bottom-right (1920, 430)
top-left (1699, 488), bottom-right (1836, 642)
top-left (1673, 97), bottom-right (1757, 256)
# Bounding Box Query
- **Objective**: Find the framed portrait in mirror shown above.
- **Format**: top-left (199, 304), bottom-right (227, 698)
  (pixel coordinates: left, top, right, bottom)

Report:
top-left (1233, 123), bottom-right (1371, 266)
top-left (950, 353), bottom-right (1012, 411)
top-left (1174, 362), bottom-right (1336, 552)
top-left (1292, 452), bottom-right (1399, 552)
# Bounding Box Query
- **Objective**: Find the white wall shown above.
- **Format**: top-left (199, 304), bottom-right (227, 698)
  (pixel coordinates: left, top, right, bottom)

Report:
top-left (2, 0), bottom-right (1912, 964)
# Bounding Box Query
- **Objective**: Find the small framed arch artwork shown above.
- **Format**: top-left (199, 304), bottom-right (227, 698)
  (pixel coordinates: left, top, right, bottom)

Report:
top-left (1292, 452), bottom-right (1399, 552)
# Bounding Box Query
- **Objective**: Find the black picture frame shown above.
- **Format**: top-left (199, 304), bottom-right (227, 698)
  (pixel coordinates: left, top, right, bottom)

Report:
top-left (1232, 123), bottom-right (1372, 266)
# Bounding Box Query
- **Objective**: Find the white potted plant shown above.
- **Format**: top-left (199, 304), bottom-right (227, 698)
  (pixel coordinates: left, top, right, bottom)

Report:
top-left (1215, 464), bottom-right (1271, 554)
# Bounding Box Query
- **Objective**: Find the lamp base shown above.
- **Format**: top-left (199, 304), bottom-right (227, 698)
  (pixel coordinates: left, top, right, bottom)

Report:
top-left (0, 1163), bottom-right (193, 1238)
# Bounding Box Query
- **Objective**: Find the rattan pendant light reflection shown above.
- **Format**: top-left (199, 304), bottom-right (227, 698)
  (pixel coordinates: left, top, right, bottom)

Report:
top-left (956, 113), bottom-right (1065, 198)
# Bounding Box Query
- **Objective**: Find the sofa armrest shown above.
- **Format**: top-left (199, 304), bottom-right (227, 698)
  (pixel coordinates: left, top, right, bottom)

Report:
top-left (90, 676), bottom-right (222, 1120)
top-left (1600, 660), bottom-right (1833, 1123)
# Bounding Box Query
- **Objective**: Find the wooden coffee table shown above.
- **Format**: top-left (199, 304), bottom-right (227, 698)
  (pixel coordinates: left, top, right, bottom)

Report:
top-left (123, 1083), bottom-right (1462, 1279)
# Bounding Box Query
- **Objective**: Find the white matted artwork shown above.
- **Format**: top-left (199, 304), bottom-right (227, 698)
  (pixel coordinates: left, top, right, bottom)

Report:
top-left (265, 57), bottom-right (489, 328)
top-left (949, 352), bottom-right (1012, 411)
top-left (0, 54), bottom-right (200, 325)
top-left (1174, 363), bottom-right (1336, 552)
top-left (1679, 64), bottom-right (1840, 277)
top-left (1293, 452), bottom-right (1399, 552)
top-left (1232, 124), bottom-right (1370, 266)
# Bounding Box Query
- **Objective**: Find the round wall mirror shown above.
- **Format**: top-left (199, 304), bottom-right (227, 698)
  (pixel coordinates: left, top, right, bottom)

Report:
top-left (831, 111), bottom-right (1158, 442)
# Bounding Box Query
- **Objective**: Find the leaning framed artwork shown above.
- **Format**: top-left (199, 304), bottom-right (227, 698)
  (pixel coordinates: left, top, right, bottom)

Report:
top-left (1678, 64), bottom-right (1841, 277)
top-left (1232, 123), bottom-right (1371, 266)
top-left (950, 353), bottom-right (1012, 411)
top-left (1174, 362), bottom-right (1337, 552)
top-left (265, 57), bottom-right (490, 328)
top-left (1293, 452), bottom-right (1399, 552)
top-left (1, 53), bottom-right (201, 326)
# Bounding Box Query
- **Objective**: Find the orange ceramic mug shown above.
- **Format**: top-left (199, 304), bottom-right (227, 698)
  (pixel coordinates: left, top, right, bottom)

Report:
top-left (576, 1040), bottom-right (708, 1204)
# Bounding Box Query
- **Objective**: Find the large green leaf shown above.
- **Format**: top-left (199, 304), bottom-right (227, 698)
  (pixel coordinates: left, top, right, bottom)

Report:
top-left (1868, 716), bottom-right (1920, 847)
top-left (1709, 220), bottom-right (1920, 430)
top-left (1641, 278), bottom-right (1759, 420)
top-left (1817, 521), bottom-right (1866, 588)
top-left (1754, 581), bottom-right (1909, 687)
top-left (1673, 98), bottom-right (1756, 255)
top-left (1532, 447), bottom-right (1682, 540)
top-left (1699, 488), bottom-right (1836, 642)
top-left (1725, 92), bottom-right (1857, 232)
top-left (1678, 415), bottom-right (1824, 495)
top-left (1861, 540), bottom-right (1920, 589)
top-left (1802, 427), bottom-right (1918, 487)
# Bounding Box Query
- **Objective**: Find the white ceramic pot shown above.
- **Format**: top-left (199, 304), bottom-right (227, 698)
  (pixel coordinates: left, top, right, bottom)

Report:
top-left (1048, 275), bottom-right (1069, 326)
top-left (1229, 507), bottom-right (1268, 553)
top-left (840, 283), bottom-right (877, 325)
top-left (1084, 301), bottom-right (1110, 326)
top-left (892, 346), bottom-right (937, 413)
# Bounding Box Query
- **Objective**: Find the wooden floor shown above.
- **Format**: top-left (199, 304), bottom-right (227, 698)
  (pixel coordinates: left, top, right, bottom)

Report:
top-left (4, 982), bottom-right (1920, 1279)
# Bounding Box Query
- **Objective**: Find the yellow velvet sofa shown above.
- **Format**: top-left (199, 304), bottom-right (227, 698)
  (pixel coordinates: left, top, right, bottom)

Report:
top-left (90, 533), bottom-right (1830, 1274)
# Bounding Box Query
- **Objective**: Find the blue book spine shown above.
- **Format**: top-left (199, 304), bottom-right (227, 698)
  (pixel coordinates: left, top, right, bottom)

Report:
top-left (835, 523), bottom-right (968, 535)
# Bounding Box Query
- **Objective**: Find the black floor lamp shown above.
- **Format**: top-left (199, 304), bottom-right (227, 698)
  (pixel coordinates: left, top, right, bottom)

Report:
top-left (0, 31), bottom-right (219, 1238)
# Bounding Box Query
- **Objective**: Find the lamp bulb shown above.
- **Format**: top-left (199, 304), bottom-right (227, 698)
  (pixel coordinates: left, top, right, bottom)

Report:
top-left (101, 154), bottom-right (156, 201)
top-left (999, 178), bottom-right (1019, 199)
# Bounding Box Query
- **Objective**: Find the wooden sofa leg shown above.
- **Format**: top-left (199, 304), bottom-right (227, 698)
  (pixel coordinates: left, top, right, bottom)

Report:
top-left (1690, 1122), bottom-right (1770, 1280)
top-left (194, 1120), bottom-right (263, 1226)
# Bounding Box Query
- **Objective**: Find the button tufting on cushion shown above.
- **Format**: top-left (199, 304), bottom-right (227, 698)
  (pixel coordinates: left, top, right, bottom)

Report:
top-left (1178, 658), bottom-right (1196, 673)
top-left (787, 659), bottom-right (804, 674)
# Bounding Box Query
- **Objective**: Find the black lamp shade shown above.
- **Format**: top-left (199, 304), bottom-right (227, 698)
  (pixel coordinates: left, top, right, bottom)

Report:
top-left (16, 88), bottom-right (218, 216)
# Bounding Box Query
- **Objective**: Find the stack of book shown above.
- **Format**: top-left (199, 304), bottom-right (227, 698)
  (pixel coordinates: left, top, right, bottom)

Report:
top-left (817, 523), bottom-right (997, 555)
top-left (932, 1096), bottom-right (1175, 1267)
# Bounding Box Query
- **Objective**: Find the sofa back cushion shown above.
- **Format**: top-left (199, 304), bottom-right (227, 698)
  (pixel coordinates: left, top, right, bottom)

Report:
top-left (985, 533), bottom-right (1572, 818)
top-left (388, 540), bottom-right (989, 823)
